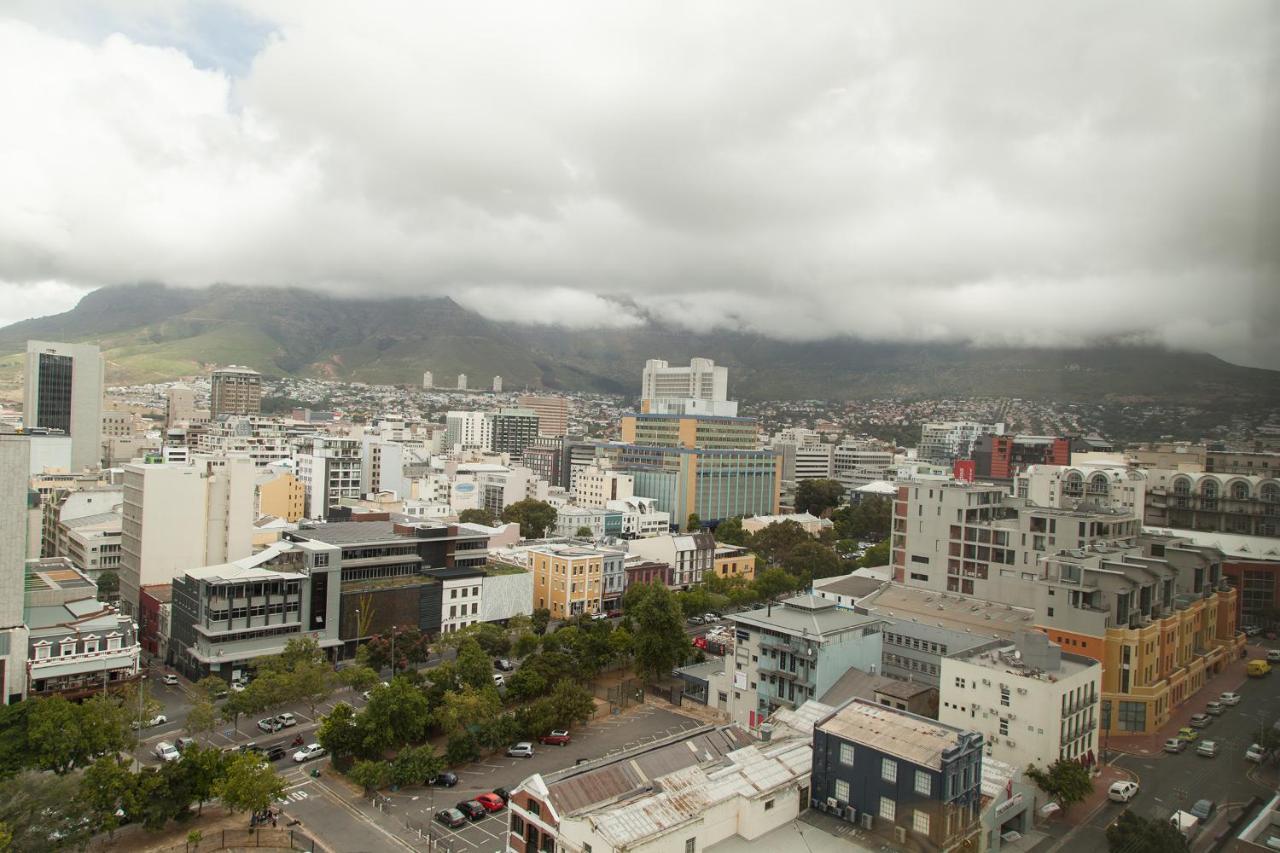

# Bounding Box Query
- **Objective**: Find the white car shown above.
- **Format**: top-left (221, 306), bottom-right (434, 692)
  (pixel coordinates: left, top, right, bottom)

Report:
top-left (293, 744), bottom-right (326, 763)
top-left (1196, 740), bottom-right (1218, 757)
top-left (133, 714), bottom-right (168, 730)
top-left (1219, 692), bottom-right (1241, 706)
top-left (276, 712), bottom-right (297, 728)
top-left (1245, 743), bottom-right (1268, 763)
top-left (492, 674), bottom-right (506, 687)
top-left (506, 742), bottom-right (534, 758)
top-left (230, 682), bottom-right (246, 692)
top-left (161, 674), bottom-right (179, 686)
top-left (154, 741), bottom-right (181, 763)
top-left (1107, 780), bottom-right (1139, 803)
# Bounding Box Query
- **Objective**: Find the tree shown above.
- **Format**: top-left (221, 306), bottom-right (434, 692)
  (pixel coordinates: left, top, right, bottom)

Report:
top-left (362, 678), bottom-right (431, 752)
top-left (458, 508), bottom-right (497, 526)
top-left (513, 633), bottom-right (541, 659)
top-left (1026, 759), bottom-right (1093, 810)
top-left (686, 513), bottom-right (701, 532)
top-left (390, 745), bottom-right (442, 787)
top-left (195, 676), bottom-right (229, 702)
top-left (753, 567), bottom-right (800, 601)
top-left (794, 479), bottom-right (845, 516)
top-left (445, 731), bottom-right (480, 766)
top-left (623, 582), bottom-right (688, 681)
top-left (96, 570), bottom-right (120, 601)
top-left (0, 770), bottom-right (93, 851)
top-left (747, 520), bottom-right (811, 567)
top-left (575, 526), bottom-right (594, 538)
top-left (214, 753), bottom-right (285, 815)
top-left (25, 694), bottom-right (128, 775)
top-left (185, 699), bottom-right (217, 741)
top-left (175, 744), bottom-right (227, 815)
top-left (80, 756), bottom-right (134, 838)
top-left (501, 499), bottom-right (558, 538)
top-left (530, 608), bottom-right (551, 636)
top-left (476, 715), bottom-right (521, 751)
top-left (780, 538), bottom-right (843, 583)
top-left (317, 703), bottom-right (366, 762)
top-left (858, 539), bottom-right (890, 568)
top-left (220, 690), bottom-right (255, 733)
top-left (832, 496), bottom-right (891, 541)
top-left (290, 658), bottom-right (339, 717)
top-left (348, 760), bottom-right (392, 795)
top-left (437, 687), bottom-right (502, 736)
top-left (1105, 810), bottom-right (1187, 853)
top-left (714, 517), bottom-right (746, 545)
top-left (547, 679), bottom-right (596, 727)
top-left (454, 638), bottom-right (493, 690)
top-left (506, 667), bottom-right (549, 703)
top-left (340, 665), bottom-right (381, 696)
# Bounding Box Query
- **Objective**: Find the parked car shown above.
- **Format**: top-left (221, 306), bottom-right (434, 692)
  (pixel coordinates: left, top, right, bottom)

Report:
top-left (161, 674), bottom-right (179, 686)
top-left (257, 718), bottom-right (284, 733)
top-left (1219, 692), bottom-right (1241, 706)
top-left (492, 787), bottom-right (511, 803)
top-left (1245, 743), bottom-right (1268, 763)
top-left (276, 712), bottom-right (297, 728)
top-left (494, 658), bottom-right (514, 671)
top-left (1189, 799), bottom-right (1216, 821)
top-left (1189, 714), bottom-right (1212, 728)
top-left (539, 730), bottom-right (571, 746)
top-left (292, 744), bottom-right (326, 763)
top-left (687, 615), bottom-right (703, 625)
top-left (492, 674), bottom-right (506, 687)
top-left (1248, 659), bottom-right (1272, 677)
top-left (1164, 738), bottom-right (1186, 754)
top-left (428, 772), bottom-right (458, 787)
top-left (175, 737), bottom-right (195, 751)
top-left (133, 714), bottom-right (167, 730)
top-left (265, 745), bottom-right (288, 762)
top-left (1196, 740), bottom-right (1218, 757)
top-left (1107, 781), bottom-right (1139, 803)
top-left (475, 793), bottom-right (505, 812)
top-left (456, 800), bottom-right (486, 821)
top-left (507, 742), bottom-right (534, 758)
top-left (702, 613), bottom-right (717, 623)
top-left (154, 742), bottom-right (181, 763)
top-left (230, 682), bottom-right (246, 692)
top-left (1244, 625), bottom-right (1262, 637)
top-left (435, 808), bottom-right (466, 829)
top-left (1176, 727), bottom-right (1199, 742)
top-left (1268, 649), bottom-right (1280, 663)
top-left (591, 612), bottom-right (609, 621)
top-left (1205, 701), bottom-right (1225, 716)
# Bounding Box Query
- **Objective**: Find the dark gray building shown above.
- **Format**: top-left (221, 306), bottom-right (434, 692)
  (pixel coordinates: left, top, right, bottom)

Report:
top-left (490, 408), bottom-right (539, 460)
top-left (811, 698), bottom-right (984, 850)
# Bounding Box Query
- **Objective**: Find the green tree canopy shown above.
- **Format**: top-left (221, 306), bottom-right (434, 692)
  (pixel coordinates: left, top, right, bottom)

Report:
top-left (348, 759), bottom-right (392, 794)
top-left (530, 608), bottom-right (551, 635)
top-left (458, 508), bottom-right (497, 526)
top-left (714, 516), bottom-right (746, 545)
top-left (575, 526), bottom-right (594, 538)
top-left (214, 753), bottom-right (284, 814)
top-left (1106, 809), bottom-right (1188, 853)
top-left (747, 520), bottom-right (812, 567)
top-left (622, 582), bottom-right (688, 681)
top-left (858, 539), bottom-right (890, 568)
top-left (501, 499), bottom-right (558, 538)
top-left (832, 496), bottom-right (891, 541)
top-left (686, 513), bottom-right (701, 532)
top-left (1026, 759), bottom-right (1093, 810)
top-left (794, 479), bottom-right (845, 516)
top-left (752, 567), bottom-right (801, 601)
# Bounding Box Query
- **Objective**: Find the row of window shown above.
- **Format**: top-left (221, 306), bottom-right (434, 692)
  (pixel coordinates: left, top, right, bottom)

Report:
top-left (882, 631), bottom-right (949, 656)
top-left (208, 601), bottom-right (301, 621)
top-left (884, 653), bottom-right (939, 677)
top-left (33, 634), bottom-right (125, 659)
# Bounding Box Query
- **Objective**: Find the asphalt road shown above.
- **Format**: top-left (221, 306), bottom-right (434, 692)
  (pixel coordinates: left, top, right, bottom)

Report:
top-left (1061, 667), bottom-right (1280, 853)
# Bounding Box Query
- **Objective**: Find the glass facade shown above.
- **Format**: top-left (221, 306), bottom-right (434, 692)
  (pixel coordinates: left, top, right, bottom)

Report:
top-left (36, 353), bottom-right (73, 433)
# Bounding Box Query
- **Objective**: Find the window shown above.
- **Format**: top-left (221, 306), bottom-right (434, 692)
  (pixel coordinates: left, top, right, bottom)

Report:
top-left (834, 779), bottom-right (850, 802)
top-left (685, 839), bottom-right (696, 853)
top-left (764, 799), bottom-right (775, 811)
top-left (999, 718), bottom-right (1009, 736)
top-left (1000, 686), bottom-right (1010, 706)
top-left (913, 810), bottom-right (930, 835)
top-left (914, 771), bottom-right (931, 796)
top-left (881, 758), bottom-right (897, 783)
top-left (584, 845), bottom-right (591, 853)
top-left (839, 743), bottom-right (855, 766)
top-left (107, 635), bottom-right (122, 650)
top-left (879, 797), bottom-right (896, 821)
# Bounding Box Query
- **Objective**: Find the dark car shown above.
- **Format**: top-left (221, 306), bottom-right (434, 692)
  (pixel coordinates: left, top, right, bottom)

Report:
top-left (1190, 799), bottom-right (1215, 821)
top-left (492, 787), bottom-right (511, 804)
top-left (457, 800), bottom-right (486, 821)
top-left (428, 772), bottom-right (458, 787)
top-left (265, 745), bottom-right (288, 762)
top-left (494, 658), bottom-right (514, 671)
top-left (435, 808), bottom-right (466, 829)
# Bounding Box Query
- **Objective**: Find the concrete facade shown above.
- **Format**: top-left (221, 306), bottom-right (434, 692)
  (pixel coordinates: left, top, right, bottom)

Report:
top-left (24, 341), bottom-right (104, 471)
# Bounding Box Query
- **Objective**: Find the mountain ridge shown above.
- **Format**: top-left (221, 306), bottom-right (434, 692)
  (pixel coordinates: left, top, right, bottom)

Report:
top-left (1, 283), bottom-right (1276, 403)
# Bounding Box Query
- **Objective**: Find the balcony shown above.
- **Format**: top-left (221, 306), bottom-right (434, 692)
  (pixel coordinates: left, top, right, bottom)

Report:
top-left (759, 636), bottom-right (815, 657)
top-left (758, 663), bottom-right (803, 682)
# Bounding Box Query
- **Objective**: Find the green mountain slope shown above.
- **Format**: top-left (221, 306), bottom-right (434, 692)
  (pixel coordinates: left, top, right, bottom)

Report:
top-left (1, 283), bottom-right (1276, 403)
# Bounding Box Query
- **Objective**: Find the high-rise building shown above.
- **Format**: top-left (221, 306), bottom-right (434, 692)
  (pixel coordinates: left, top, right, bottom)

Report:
top-left (918, 421), bottom-right (1005, 465)
top-left (118, 455), bottom-right (255, 615)
top-left (492, 375), bottom-right (502, 393)
top-left (833, 441), bottom-right (895, 490)
top-left (210, 366), bottom-right (262, 418)
top-left (457, 374), bottom-right (468, 391)
top-left (165, 384), bottom-right (196, 428)
top-left (490, 408), bottom-right (539, 459)
top-left (0, 434), bottom-right (32, 703)
top-left (295, 436), bottom-right (362, 520)
top-left (517, 395), bottom-right (570, 437)
top-left (23, 341), bottom-right (104, 471)
top-left (620, 414), bottom-right (758, 450)
top-left (422, 371), bottom-right (434, 389)
top-left (444, 411), bottom-right (492, 452)
top-left (640, 357), bottom-right (738, 417)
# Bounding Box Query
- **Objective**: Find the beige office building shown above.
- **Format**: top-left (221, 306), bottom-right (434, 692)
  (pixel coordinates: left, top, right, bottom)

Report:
top-left (210, 366), bottom-right (262, 418)
top-left (517, 395), bottom-right (570, 437)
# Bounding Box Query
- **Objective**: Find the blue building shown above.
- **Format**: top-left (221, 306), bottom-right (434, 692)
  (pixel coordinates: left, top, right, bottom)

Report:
top-left (811, 698), bottom-right (984, 850)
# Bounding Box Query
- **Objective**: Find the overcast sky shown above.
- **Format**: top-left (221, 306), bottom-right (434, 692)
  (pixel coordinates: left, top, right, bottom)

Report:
top-left (1, 1), bottom-right (1276, 368)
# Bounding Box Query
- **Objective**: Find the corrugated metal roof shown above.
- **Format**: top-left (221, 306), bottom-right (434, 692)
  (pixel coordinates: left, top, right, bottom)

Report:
top-left (817, 698), bottom-right (967, 770)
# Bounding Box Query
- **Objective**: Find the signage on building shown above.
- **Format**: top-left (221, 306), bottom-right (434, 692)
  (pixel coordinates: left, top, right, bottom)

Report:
top-left (996, 793), bottom-right (1024, 817)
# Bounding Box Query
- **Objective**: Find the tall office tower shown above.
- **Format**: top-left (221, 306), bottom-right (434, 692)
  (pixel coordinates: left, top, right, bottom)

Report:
top-left (118, 455), bottom-right (255, 615)
top-left (492, 376), bottom-right (503, 393)
top-left (457, 374), bottom-right (468, 391)
top-left (23, 341), bottom-right (104, 471)
top-left (444, 411), bottom-right (492, 452)
top-left (518, 395), bottom-right (570, 437)
top-left (640, 357), bottom-right (737, 416)
top-left (210, 366), bottom-right (262, 418)
top-left (490, 407), bottom-right (539, 459)
top-left (0, 434), bottom-right (32, 703)
top-left (166, 384), bottom-right (196, 428)
top-left (423, 371), bottom-right (434, 389)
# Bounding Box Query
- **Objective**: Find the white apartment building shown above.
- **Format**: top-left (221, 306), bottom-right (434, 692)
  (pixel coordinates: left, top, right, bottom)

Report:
top-left (627, 532), bottom-right (715, 588)
top-left (1014, 464), bottom-right (1147, 514)
top-left (640, 357), bottom-right (739, 417)
top-left (608, 497), bottom-right (670, 537)
top-left (118, 455), bottom-right (256, 615)
top-left (445, 411), bottom-right (492, 452)
top-left (24, 341), bottom-right (104, 471)
top-left (572, 463), bottom-right (634, 506)
top-left (939, 632), bottom-right (1101, 771)
top-left (795, 442), bottom-right (835, 481)
top-left (834, 442), bottom-right (896, 490)
top-left (441, 575), bottom-right (483, 634)
top-left (919, 421), bottom-right (1006, 465)
top-left (1, 434), bottom-right (32, 703)
top-left (196, 417), bottom-right (293, 467)
top-left (296, 436), bottom-right (362, 519)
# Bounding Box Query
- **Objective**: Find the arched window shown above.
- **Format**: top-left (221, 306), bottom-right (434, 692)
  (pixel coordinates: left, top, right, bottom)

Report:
top-left (1064, 472), bottom-right (1083, 496)
top-left (1088, 474), bottom-right (1109, 495)
top-left (1202, 479), bottom-right (1219, 510)
top-left (1262, 483), bottom-right (1278, 503)
top-left (1173, 478), bottom-right (1190, 495)
top-left (1231, 481), bottom-right (1250, 500)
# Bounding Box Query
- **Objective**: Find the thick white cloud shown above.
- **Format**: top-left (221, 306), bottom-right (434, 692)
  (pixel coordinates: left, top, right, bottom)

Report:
top-left (0, 1), bottom-right (1276, 367)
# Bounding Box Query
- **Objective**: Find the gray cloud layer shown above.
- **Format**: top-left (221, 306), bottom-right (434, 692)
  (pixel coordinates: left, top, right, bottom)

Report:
top-left (1, 1), bottom-right (1277, 367)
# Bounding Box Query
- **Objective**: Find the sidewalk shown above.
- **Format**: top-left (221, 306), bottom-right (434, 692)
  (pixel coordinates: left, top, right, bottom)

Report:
top-left (1106, 644), bottom-right (1256, 758)
top-left (1061, 763), bottom-right (1131, 826)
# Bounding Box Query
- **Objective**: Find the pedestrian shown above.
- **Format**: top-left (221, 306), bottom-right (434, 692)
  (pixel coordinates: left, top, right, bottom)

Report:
top-left (271, 812), bottom-right (278, 828)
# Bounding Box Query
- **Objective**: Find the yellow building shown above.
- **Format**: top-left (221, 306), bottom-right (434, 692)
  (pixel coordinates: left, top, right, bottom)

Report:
top-left (713, 544), bottom-right (756, 581)
top-left (256, 470), bottom-right (305, 523)
top-left (619, 414), bottom-right (758, 450)
top-left (530, 545), bottom-right (604, 619)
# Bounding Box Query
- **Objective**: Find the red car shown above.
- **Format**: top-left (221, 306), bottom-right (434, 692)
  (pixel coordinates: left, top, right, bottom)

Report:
top-left (475, 793), bottom-right (505, 812)
top-left (539, 730), bottom-right (571, 746)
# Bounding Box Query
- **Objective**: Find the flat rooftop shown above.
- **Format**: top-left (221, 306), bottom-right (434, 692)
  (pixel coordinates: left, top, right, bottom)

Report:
top-left (952, 642), bottom-right (1098, 681)
top-left (812, 573), bottom-right (885, 601)
top-left (732, 595), bottom-right (883, 640)
top-left (861, 584), bottom-right (1036, 639)
top-left (293, 521), bottom-right (405, 545)
top-left (817, 699), bottom-right (969, 770)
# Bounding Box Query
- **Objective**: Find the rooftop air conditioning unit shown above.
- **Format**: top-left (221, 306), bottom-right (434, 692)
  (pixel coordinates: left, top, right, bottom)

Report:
top-left (895, 826), bottom-right (908, 843)
top-left (826, 797), bottom-right (838, 811)
top-left (1017, 687), bottom-right (1028, 694)
top-left (861, 813), bottom-right (874, 830)
top-left (1006, 739), bottom-right (1016, 747)
top-left (846, 806), bottom-right (857, 822)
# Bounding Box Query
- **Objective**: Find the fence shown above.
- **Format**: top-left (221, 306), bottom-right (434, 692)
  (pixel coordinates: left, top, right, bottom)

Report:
top-left (157, 827), bottom-right (321, 852)
top-left (593, 677), bottom-right (643, 711)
